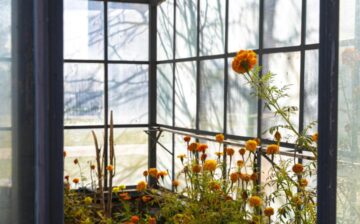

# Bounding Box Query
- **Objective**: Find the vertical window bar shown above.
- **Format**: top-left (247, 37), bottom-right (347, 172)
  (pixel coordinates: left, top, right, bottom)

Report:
top-left (103, 0), bottom-right (109, 189)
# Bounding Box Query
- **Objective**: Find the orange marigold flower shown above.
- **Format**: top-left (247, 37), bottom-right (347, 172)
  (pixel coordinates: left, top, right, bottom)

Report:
top-left (250, 173), bottom-right (258, 181)
top-left (73, 158), bottom-right (79, 165)
top-left (106, 165), bottom-right (114, 172)
top-left (249, 195), bottom-right (262, 207)
top-left (131, 215), bottom-right (140, 223)
top-left (200, 153), bottom-right (207, 161)
top-left (245, 140), bottom-right (258, 152)
top-left (148, 168), bottom-right (158, 177)
top-left (230, 172), bottom-right (239, 183)
top-left (292, 163), bottom-right (304, 174)
top-left (143, 170), bottom-right (148, 177)
top-left (172, 180), bottom-right (180, 188)
top-left (136, 181), bottom-right (147, 191)
top-left (209, 181), bottom-right (221, 191)
top-left (292, 195), bottom-right (303, 206)
top-left (64, 175), bottom-right (69, 181)
top-left (148, 217), bottom-right (156, 224)
top-left (72, 178), bottom-right (80, 184)
top-left (237, 160), bottom-right (244, 167)
top-left (192, 164), bottom-right (202, 173)
top-left (232, 50), bottom-right (257, 74)
top-left (241, 191), bottom-right (248, 200)
top-left (312, 133), bottom-right (318, 142)
top-left (266, 144), bottom-right (280, 155)
top-left (299, 178), bottom-right (308, 187)
top-left (197, 143), bottom-right (208, 153)
top-left (226, 148), bottom-right (235, 157)
top-left (158, 170), bottom-right (168, 179)
top-left (119, 192), bottom-right (131, 200)
top-left (90, 164), bottom-right (96, 170)
top-left (63, 151), bottom-right (67, 157)
top-left (264, 207), bottom-right (275, 217)
top-left (183, 136), bottom-right (191, 142)
top-left (215, 152), bottom-right (223, 158)
top-left (215, 133), bottom-right (224, 143)
top-left (240, 173), bottom-right (251, 182)
top-left (188, 142), bottom-right (198, 152)
top-left (254, 138), bottom-right (261, 145)
top-left (142, 195), bottom-right (152, 203)
top-left (239, 148), bottom-right (246, 155)
top-left (203, 159), bottom-right (217, 172)
top-left (274, 131), bottom-right (281, 142)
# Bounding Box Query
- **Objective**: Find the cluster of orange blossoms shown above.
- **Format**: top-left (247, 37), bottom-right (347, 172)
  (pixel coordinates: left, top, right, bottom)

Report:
top-left (232, 50), bottom-right (257, 74)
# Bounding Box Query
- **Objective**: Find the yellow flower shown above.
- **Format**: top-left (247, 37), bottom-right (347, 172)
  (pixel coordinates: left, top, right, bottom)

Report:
top-left (264, 207), bottom-right (274, 217)
top-left (249, 195), bottom-right (262, 207)
top-left (245, 140), bottom-right (258, 152)
top-left (106, 165), bottom-right (114, 172)
top-left (148, 168), bottom-right (158, 177)
top-left (136, 181), bottom-right (147, 191)
top-left (266, 144), bottom-right (279, 155)
top-left (232, 50), bottom-right (257, 74)
top-left (226, 147), bottom-right (235, 157)
top-left (299, 178), bottom-right (308, 187)
top-left (203, 159), bottom-right (217, 172)
top-left (215, 133), bottom-right (224, 143)
top-left (312, 133), bottom-right (318, 142)
top-left (183, 136), bottom-right (191, 142)
top-left (177, 154), bottom-right (187, 162)
top-left (209, 181), bottom-right (221, 191)
top-left (84, 196), bottom-right (92, 205)
top-left (112, 187), bottom-right (120, 193)
top-left (292, 163), bottom-right (304, 174)
top-left (230, 172), bottom-right (239, 183)
top-left (119, 184), bottom-right (126, 190)
top-left (158, 170), bottom-right (168, 179)
top-left (215, 152), bottom-right (223, 158)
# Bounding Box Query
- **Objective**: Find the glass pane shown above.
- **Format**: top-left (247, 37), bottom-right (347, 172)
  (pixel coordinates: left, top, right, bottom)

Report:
top-left (199, 59), bottom-right (224, 132)
top-left (0, 62), bottom-right (11, 127)
top-left (64, 0), bottom-right (104, 60)
top-left (157, 64), bottom-right (173, 126)
top-left (64, 129), bottom-right (103, 189)
top-left (228, 0), bottom-right (259, 52)
top-left (263, 0), bottom-right (301, 48)
top-left (304, 50), bottom-right (319, 132)
top-left (112, 128), bottom-right (148, 186)
top-left (108, 3), bottom-right (149, 61)
top-left (306, 0), bottom-right (319, 44)
top-left (157, 132), bottom-right (173, 190)
top-left (227, 58), bottom-right (257, 137)
top-left (337, 1), bottom-right (360, 220)
top-left (262, 52), bottom-right (301, 142)
top-left (157, 0), bottom-right (174, 61)
top-left (0, 0), bottom-right (10, 58)
top-left (108, 64), bottom-right (148, 125)
top-left (199, 0), bottom-right (225, 56)
top-left (174, 134), bottom-right (189, 191)
top-left (176, 0), bottom-right (197, 58)
top-left (0, 131), bottom-right (11, 186)
top-left (64, 63), bottom-right (104, 125)
top-left (175, 61), bottom-right (196, 128)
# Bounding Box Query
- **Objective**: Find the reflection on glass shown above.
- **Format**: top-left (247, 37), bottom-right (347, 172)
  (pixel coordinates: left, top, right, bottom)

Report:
top-left (199, 59), bottom-right (224, 132)
top-left (157, 132), bottom-right (173, 189)
top-left (0, 0), bottom-right (10, 58)
top-left (176, 0), bottom-right (197, 58)
top-left (157, 64), bottom-right (173, 126)
top-left (227, 58), bottom-right (257, 137)
top-left (175, 61), bottom-right (196, 128)
top-left (64, 129), bottom-right (103, 189)
top-left (157, 0), bottom-right (174, 61)
top-left (304, 50), bottom-right (318, 131)
top-left (108, 3), bottom-right (149, 61)
top-left (64, 0), bottom-right (104, 60)
top-left (0, 62), bottom-right (11, 127)
top-left (337, 1), bottom-right (360, 220)
top-left (112, 128), bottom-right (148, 186)
top-left (264, 0), bottom-right (301, 48)
top-left (199, 0), bottom-right (225, 56)
top-left (262, 52), bottom-right (300, 142)
top-left (306, 0), bottom-right (319, 44)
top-left (64, 63), bottom-right (104, 125)
top-left (108, 64), bottom-right (148, 125)
top-left (228, 0), bottom-right (259, 52)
